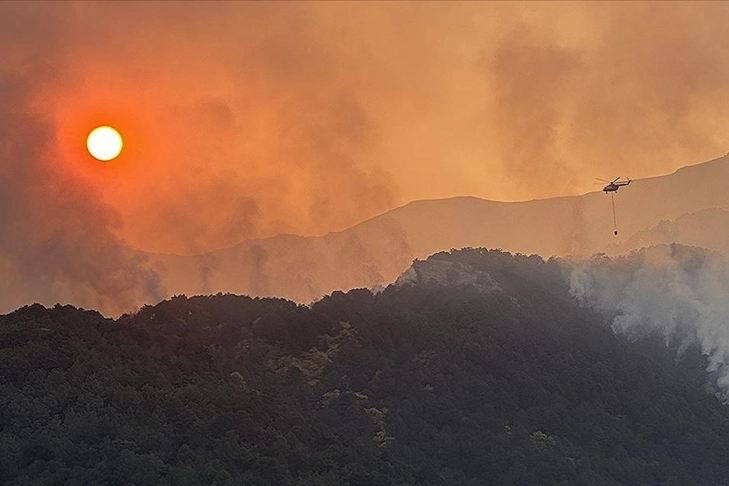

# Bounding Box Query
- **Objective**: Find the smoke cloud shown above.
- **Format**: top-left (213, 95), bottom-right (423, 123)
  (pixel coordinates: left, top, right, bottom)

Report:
top-left (0, 3), bottom-right (164, 316)
top-left (568, 244), bottom-right (729, 401)
top-left (48, 1), bottom-right (398, 255)
top-left (5, 2), bottom-right (729, 312)
top-left (3, 2), bottom-right (727, 257)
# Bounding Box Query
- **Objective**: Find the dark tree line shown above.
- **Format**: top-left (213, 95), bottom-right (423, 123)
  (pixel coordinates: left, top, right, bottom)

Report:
top-left (2, 249), bottom-right (729, 485)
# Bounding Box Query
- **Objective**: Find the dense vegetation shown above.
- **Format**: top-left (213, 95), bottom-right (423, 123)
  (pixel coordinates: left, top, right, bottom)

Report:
top-left (2, 249), bottom-right (729, 485)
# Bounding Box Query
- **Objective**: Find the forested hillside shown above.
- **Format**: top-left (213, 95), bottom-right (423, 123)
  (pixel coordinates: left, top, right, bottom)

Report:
top-left (3, 249), bottom-right (729, 485)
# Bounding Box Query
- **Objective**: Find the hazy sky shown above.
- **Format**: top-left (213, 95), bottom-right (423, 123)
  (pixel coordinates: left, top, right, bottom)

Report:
top-left (4, 1), bottom-right (729, 256)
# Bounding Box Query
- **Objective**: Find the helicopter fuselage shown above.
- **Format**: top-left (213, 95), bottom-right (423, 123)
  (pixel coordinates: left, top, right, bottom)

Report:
top-left (603, 180), bottom-right (631, 193)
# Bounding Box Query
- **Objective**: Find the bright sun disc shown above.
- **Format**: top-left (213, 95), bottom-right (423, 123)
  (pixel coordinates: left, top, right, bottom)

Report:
top-left (87, 126), bottom-right (123, 161)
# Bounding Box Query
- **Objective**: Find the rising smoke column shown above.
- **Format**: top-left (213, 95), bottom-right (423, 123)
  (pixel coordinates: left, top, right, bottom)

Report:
top-left (568, 244), bottom-right (729, 401)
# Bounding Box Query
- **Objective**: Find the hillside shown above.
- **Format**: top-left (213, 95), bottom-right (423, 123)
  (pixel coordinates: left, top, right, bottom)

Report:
top-left (605, 208), bottom-right (729, 256)
top-left (149, 154), bottom-right (729, 304)
top-left (3, 249), bottom-right (729, 485)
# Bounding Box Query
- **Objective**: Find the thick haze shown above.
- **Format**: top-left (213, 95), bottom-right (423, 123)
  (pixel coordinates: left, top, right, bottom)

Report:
top-left (3, 2), bottom-right (729, 312)
top-left (3, 2), bottom-right (729, 255)
top-left (0, 3), bottom-right (164, 315)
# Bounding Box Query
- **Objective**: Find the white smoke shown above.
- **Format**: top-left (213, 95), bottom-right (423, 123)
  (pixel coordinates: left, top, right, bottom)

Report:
top-left (568, 244), bottom-right (729, 400)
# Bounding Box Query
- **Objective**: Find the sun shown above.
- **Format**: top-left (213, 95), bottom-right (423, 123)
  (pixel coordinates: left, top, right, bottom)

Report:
top-left (87, 126), bottom-right (123, 161)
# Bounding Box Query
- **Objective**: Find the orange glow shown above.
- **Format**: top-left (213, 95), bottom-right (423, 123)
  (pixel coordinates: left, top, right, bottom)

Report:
top-left (52, 80), bottom-right (166, 201)
top-left (34, 2), bottom-right (729, 256)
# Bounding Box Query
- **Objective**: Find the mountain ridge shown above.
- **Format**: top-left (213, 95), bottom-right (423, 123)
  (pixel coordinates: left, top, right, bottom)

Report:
top-left (148, 152), bottom-right (729, 259)
top-left (147, 154), bottom-right (729, 304)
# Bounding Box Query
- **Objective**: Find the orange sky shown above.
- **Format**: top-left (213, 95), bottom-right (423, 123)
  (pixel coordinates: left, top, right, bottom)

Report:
top-left (5, 1), bottom-right (729, 257)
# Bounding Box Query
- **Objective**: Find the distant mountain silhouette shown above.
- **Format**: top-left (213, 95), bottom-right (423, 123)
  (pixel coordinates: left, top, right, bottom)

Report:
top-left (149, 154), bottom-right (729, 302)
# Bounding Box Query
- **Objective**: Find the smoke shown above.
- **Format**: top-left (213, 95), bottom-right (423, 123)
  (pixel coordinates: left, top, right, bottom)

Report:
top-left (0, 3), bottom-right (164, 316)
top-left (568, 244), bottom-right (729, 400)
top-left (5, 2), bottom-right (728, 257)
top-left (486, 25), bottom-right (584, 194)
top-left (476, 2), bottom-right (729, 200)
top-left (560, 199), bottom-right (589, 256)
top-left (197, 253), bottom-right (221, 295)
top-left (6, 2), bottom-right (729, 313)
top-left (48, 1), bottom-right (398, 255)
top-left (249, 244), bottom-right (270, 296)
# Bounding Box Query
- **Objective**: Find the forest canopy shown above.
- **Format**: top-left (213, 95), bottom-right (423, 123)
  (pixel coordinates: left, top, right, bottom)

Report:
top-left (2, 248), bottom-right (729, 485)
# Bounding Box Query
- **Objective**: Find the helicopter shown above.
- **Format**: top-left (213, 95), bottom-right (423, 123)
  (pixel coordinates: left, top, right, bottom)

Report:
top-left (595, 177), bottom-right (632, 236)
top-left (597, 177), bottom-right (631, 193)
